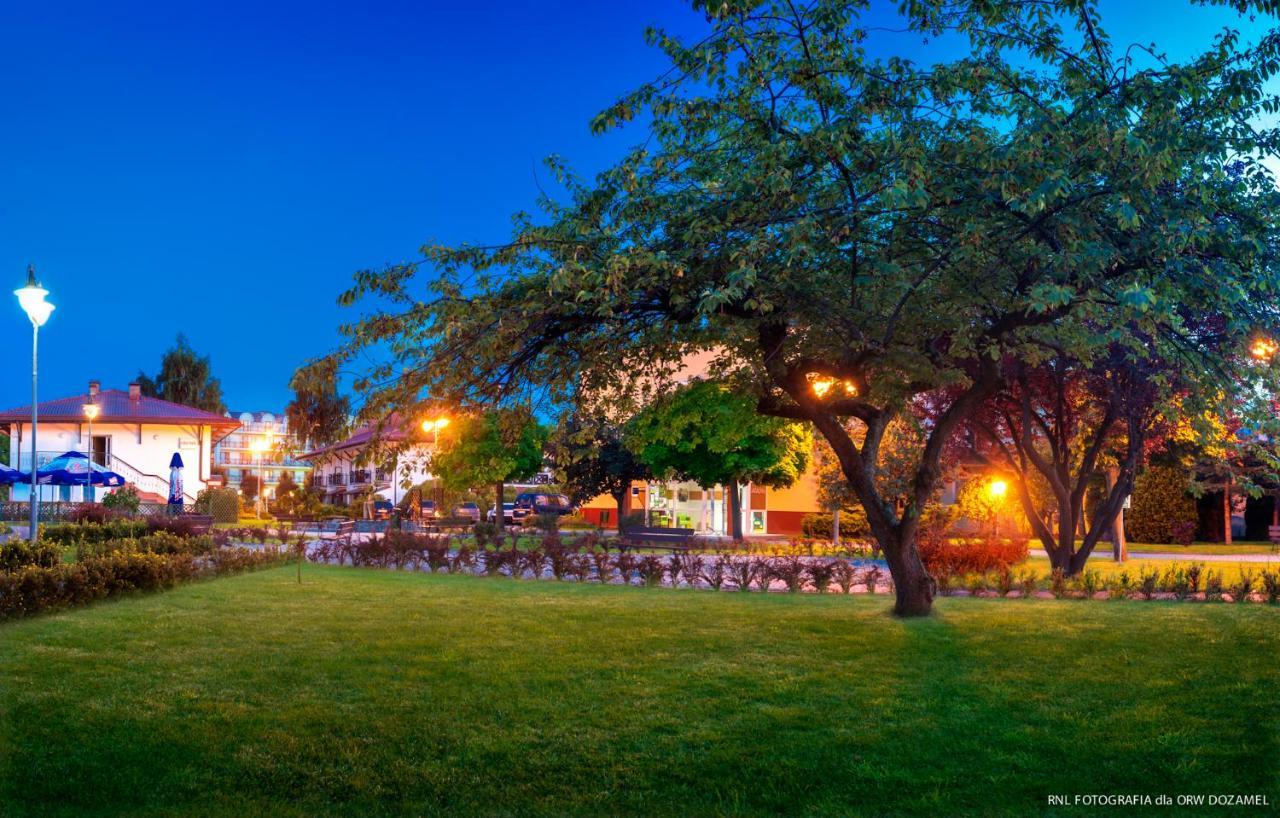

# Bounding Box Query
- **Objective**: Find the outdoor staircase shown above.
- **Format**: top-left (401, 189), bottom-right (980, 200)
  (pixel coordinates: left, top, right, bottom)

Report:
top-left (105, 454), bottom-right (197, 504)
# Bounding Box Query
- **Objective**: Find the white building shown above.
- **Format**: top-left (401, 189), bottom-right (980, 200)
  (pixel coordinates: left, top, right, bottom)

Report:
top-left (214, 410), bottom-right (311, 499)
top-left (299, 416), bottom-right (434, 508)
top-left (0, 381), bottom-right (240, 503)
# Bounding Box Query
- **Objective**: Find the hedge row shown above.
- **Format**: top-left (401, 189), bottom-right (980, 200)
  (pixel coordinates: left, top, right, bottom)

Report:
top-left (0, 547), bottom-right (288, 621)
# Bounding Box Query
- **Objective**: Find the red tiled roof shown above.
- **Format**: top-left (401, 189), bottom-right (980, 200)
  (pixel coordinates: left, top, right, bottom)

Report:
top-left (0, 388), bottom-right (240, 429)
top-left (300, 415), bottom-right (409, 460)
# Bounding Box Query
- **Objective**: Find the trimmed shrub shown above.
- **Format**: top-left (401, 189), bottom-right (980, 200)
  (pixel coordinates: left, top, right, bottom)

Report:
top-left (0, 540), bottom-right (61, 572)
top-left (801, 507), bottom-right (870, 540)
top-left (918, 535), bottom-right (1029, 578)
top-left (0, 546), bottom-right (285, 621)
top-left (195, 488), bottom-right (241, 524)
top-left (1126, 464), bottom-right (1197, 544)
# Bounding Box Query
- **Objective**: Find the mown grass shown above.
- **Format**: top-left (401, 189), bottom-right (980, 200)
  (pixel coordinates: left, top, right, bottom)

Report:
top-left (1024, 555), bottom-right (1278, 582)
top-left (1, 565), bottom-right (1276, 817)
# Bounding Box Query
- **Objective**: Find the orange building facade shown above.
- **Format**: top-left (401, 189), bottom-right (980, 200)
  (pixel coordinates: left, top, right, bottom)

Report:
top-left (578, 466), bottom-right (823, 537)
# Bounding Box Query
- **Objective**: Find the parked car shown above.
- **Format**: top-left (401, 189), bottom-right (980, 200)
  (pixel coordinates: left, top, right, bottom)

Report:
top-left (487, 502), bottom-right (515, 524)
top-left (372, 500), bottom-right (394, 520)
top-left (512, 492), bottom-right (573, 523)
top-left (452, 502), bottom-right (481, 522)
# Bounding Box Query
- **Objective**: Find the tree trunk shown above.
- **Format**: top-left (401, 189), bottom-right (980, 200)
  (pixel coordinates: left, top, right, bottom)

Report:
top-left (728, 481), bottom-right (743, 542)
top-left (884, 529), bottom-right (934, 616)
top-left (494, 480), bottom-right (505, 532)
top-left (612, 492), bottom-right (627, 530)
top-left (1105, 467), bottom-right (1127, 562)
top-left (1222, 487), bottom-right (1230, 543)
top-left (832, 507), bottom-right (841, 546)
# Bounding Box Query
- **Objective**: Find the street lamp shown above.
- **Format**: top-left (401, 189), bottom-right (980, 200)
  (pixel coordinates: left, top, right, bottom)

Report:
top-left (82, 402), bottom-right (99, 502)
top-left (249, 435), bottom-right (272, 517)
top-left (16, 266), bottom-right (53, 543)
top-left (421, 417), bottom-right (450, 513)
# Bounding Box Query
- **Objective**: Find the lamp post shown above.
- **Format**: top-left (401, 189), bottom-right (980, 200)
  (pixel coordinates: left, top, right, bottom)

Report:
top-left (82, 402), bottom-right (100, 501)
top-left (421, 417), bottom-right (450, 515)
top-left (250, 436), bottom-right (272, 518)
top-left (15, 266), bottom-right (54, 543)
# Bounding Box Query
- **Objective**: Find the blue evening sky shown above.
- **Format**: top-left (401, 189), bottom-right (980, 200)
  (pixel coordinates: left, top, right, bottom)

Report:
top-left (0, 1), bottom-right (1272, 413)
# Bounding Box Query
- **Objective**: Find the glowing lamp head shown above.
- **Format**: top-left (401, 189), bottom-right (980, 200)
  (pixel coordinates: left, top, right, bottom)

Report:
top-left (988, 479), bottom-right (1008, 499)
top-left (1251, 336), bottom-right (1278, 361)
top-left (82, 403), bottom-right (100, 421)
top-left (15, 265), bottom-right (54, 327)
top-left (422, 417), bottom-right (450, 433)
top-left (250, 437), bottom-right (271, 453)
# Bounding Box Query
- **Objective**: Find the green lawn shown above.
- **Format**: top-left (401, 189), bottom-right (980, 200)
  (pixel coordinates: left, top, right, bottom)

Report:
top-left (1126, 542), bottom-right (1280, 556)
top-left (1, 567), bottom-right (1276, 817)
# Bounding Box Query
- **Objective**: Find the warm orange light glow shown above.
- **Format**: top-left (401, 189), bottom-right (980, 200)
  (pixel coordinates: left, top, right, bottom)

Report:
top-left (808, 375), bottom-right (857, 399)
top-left (249, 436), bottom-right (272, 453)
top-left (421, 417), bottom-right (450, 433)
top-left (1251, 337), bottom-right (1278, 360)
top-left (82, 403), bottom-right (99, 421)
top-left (988, 479), bottom-right (1008, 499)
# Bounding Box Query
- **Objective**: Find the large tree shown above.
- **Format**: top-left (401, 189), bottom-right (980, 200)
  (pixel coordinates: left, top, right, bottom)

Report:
top-left (137, 334), bottom-right (226, 413)
top-left (431, 409), bottom-right (547, 530)
top-left (625, 380), bottom-right (811, 541)
top-left (286, 359), bottom-right (350, 450)
top-left (326, 1), bottom-right (1280, 614)
top-left (549, 413), bottom-right (651, 526)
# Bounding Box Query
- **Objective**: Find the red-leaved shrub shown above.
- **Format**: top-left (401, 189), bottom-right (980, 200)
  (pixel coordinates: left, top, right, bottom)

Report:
top-left (918, 535), bottom-right (1029, 577)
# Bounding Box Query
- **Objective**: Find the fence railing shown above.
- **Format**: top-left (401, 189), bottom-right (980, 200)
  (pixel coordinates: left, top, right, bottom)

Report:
top-left (0, 501), bottom-right (196, 524)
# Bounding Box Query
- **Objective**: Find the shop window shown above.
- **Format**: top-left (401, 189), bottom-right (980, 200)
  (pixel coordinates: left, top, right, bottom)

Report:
top-left (750, 486), bottom-right (767, 510)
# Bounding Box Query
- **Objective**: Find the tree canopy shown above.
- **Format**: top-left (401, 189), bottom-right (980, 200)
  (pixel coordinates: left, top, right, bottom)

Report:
top-left (286, 359), bottom-right (351, 450)
top-left (549, 413), bottom-right (651, 518)
top-left (432, 410), bottom-right (548, 528)
top-left (137, 334), bottom-right (226, 413)
top-left (324, 0), bottom-right (1280, 614)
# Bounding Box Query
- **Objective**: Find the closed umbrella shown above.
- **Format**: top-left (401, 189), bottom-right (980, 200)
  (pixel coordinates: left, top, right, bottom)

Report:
top-left (168, 452), bottom-right (184, 512)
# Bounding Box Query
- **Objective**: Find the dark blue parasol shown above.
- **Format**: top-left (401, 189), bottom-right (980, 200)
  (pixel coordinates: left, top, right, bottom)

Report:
top-left (0, 464), bottom-right (28, 485)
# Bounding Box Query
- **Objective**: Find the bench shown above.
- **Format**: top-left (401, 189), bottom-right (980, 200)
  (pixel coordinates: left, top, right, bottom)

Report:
top-left (619, 526), bottom-right (697, 552)
top-left (1269, 525), bottom-right (1280, 544)
top-left (180, 514), bottom-right (214, 535)
top-left (425, 516), bottom-right (477, 533)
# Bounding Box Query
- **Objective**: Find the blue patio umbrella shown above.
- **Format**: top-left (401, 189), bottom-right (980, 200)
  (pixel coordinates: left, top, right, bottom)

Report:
top-left (168, 452), bottom-right (184, 509)
top-left (0, 465), bottom-right (28, 484)
top-left (35, 451), bottom-right (126, 488)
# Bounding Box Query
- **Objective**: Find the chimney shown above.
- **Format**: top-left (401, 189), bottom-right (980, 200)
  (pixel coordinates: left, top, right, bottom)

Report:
top-left (128, 382), bottom-right (141, 401)
top-left (88, 380), bottom-right (100, 398)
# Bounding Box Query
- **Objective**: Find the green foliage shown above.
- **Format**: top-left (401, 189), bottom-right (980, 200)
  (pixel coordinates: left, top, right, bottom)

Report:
top-left (286, 358), bottom-right (350, 448)
top-left (137, 334), bottom-right (225, 413)
top-left (0, 540), bottom-right (60, 572)
top-left (101, 485), bottom-right (141, 515)
top-left (626, 381), bottom-right (811, 489)
top-left (432, 410), bottom-right (548, 492)
top-left (195, 488), bottom-right (241, 524)
top-left (800, 509), bottom-right (870, 541)
top-left (320, 0), bottom-right (1280, 612)
top-left (549, 414), bottom-right (650, 508)
top-left (1127, 464), bottom-right (1198, 544)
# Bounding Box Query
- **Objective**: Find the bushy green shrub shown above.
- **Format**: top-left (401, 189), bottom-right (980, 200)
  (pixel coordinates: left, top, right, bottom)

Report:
top-left (195, 488), bottom-right (241, 523)
top-left (42, 520), bottom-right (149, 545)
top-left (0, 540), bottom-right (61, 572)
top-left (102, 485), bottom-right (141, 514)
top-left (0, 547), bottom-right (286, 621)
top-left (800, 507), bottom-right (870, 540)
top-left (1126, 464), bottom-right (1197, 544)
